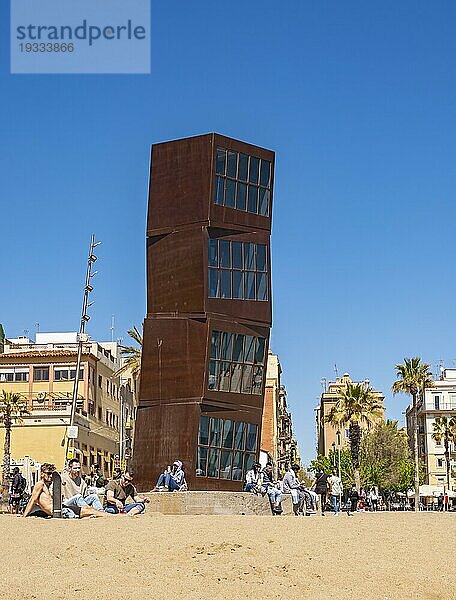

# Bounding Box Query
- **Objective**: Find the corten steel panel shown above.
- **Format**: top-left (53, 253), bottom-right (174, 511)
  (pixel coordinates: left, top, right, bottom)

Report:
top-left (147, 225), bottom-right (272, 324)
top-left (133, 403), bottom-right (199, 491)
top-left (139, 316), bottom-right (269, 410)
top-left (140, 317), bottom-right (207, 406)
top-left (146, 228), bottom-right (205, 315)
top-left (134, 402), bottom-right (262, 492)
top-left (147, 134), bottom-right (213, 233)
top-left (147, 133), bottom-right (274, 236)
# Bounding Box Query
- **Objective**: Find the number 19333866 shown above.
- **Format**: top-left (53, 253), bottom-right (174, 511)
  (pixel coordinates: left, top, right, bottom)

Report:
top-left (19, 43), bottom-right (74, 52)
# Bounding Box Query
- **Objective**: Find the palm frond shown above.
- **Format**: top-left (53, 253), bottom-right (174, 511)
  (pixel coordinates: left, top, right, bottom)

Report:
top-left (113, 325), bottom-right (143, 379)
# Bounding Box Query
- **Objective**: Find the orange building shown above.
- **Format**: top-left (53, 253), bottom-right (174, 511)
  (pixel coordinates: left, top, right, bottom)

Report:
top-left (260, 351), bottom-right (299, 476)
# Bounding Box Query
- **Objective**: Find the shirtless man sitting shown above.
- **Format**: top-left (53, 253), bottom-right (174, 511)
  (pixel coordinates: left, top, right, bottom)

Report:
top-left (23, 463), bottom-right (107, 518)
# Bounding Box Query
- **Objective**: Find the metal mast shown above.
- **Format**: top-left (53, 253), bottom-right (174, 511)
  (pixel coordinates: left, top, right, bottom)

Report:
top-left (64, 233), bottom-right (101, 463)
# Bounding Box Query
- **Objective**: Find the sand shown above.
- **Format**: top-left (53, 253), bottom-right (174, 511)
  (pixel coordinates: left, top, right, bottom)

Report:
top-left (1, 511), bottom-right (455, 600)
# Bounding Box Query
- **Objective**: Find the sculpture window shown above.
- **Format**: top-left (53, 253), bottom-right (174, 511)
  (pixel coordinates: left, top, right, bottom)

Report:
top-left (197, 415), bottom-right (258, 479)
top-left (208, 330), bottom-right (266, 395)
top-left (208, 239), bottom-right (268, 301)
top-left (214, 148), bottom-right (271, 216)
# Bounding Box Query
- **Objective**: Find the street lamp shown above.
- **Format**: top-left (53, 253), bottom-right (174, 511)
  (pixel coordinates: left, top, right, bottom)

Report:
top-left (64, 234), bottom-right (101, 464)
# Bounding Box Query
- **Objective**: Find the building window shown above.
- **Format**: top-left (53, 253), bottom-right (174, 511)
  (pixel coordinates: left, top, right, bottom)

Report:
top-left (0, 368), bottom-right (29, 382)
top-left (0, 367), bottom-right (29, 383)
top-left (33, 367), bottom-right (50, 382)
top-left (208, 330), bottom-right (266, 395)
top-left (98, 407), bottom-right (102, 420)
top-left (54, 367), bottom-right (83, 381)
top-left (0, 370), bottom-right (14, 382)
top-left (437, 458), bottom-right (444, 468)
top-left (98, 375), bottom-right (102, 388)
top-left (434, 395), bottom-right (440, 410)
top-left (214, 148), bottom-right (271, 216)
top-left (196, 415), bottom-right (258, 480)
top-left (208, 239), bottom-right (268, 301)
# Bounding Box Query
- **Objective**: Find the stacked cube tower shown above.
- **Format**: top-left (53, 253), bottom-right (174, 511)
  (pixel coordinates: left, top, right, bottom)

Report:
top-left (134, 133), bottom-right (274, 491)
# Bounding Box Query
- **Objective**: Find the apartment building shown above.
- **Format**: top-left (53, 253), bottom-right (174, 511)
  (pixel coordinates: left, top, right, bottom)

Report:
top-left (406, 368), bottom-right (456, 490)
top-left (0, 331), bottom-right (134, 476)
top-left (260, 351), bottom-right (299, 476)
top-left (316, 373), bottom-right (385, 456)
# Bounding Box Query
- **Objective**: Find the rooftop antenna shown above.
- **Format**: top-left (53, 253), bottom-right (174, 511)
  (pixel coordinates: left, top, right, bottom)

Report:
top-left (23, 329), bottom-right (29, 338)
top-left (110, 315), bottom-right (115, 342)
top-left (334, 364), bottom-right (339, 378)
top-left (35, 322), bottom-right (40, 333)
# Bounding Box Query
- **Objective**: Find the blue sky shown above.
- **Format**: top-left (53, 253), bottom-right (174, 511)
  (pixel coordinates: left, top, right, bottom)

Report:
top-left (1, 1), bottom-right (456, 463)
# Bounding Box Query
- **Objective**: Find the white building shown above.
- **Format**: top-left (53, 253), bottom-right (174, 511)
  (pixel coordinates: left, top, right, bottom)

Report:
top-left (406, 368), bottom-right (456, 490)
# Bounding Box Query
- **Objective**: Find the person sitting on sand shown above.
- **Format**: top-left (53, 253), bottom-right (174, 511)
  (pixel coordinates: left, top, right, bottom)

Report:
top-left (23, 463), bottom-right (107, 518)
top-left (154, 460), bottom-right (187, 492)
top-left (105, 471), bottom-right (150, 515)
top-left (61, 458), bottom-right (104, 518)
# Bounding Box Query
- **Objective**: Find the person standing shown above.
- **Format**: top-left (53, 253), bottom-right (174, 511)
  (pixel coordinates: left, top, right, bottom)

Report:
top-left (9, 467), bottom-right (27, 514)
top-left (437, 492), bottom-right (444, 512)
top-left (328, 469), bottom-right (343, 515)
top-left (314, 469), bottom-right (329, 516)
top-left (369, 486), bottom-right (379, 511)
top-left (349, 485), bottom-right (359, 513)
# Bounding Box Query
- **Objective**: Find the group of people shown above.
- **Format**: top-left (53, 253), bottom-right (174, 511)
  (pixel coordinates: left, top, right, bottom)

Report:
top-left (20, 459), bottom-right (150, 518)
top-left (244, 462), bottom-right (320, 515)
top-left (244, 463), bottom-right (352, 516)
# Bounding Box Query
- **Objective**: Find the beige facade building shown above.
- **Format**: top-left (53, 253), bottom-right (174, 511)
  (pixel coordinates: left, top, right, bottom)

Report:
top-left (406, 368), bottom-right (456, 490)
top-left (316, 373), bottom-right (385, 456)
top-left (0, 332), bottom-right (134, 477)
top-left (260, 351), bottom-right (299, 476)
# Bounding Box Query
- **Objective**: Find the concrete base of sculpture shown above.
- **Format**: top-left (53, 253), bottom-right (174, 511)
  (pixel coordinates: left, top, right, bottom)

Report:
top-left (142, 491), bottom-right (299, 516)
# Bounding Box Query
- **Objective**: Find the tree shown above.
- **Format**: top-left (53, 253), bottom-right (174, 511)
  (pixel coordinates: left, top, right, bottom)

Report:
top-left (114, 326), bottom-right (142, 388)
top-left (432, 416), bottom-right (456, 493)
top-left (392, 357), bottom-right (434, 512)
top-left (0, 390), bottom-right (29, 500)
top-left (360, 420), bottom-right (417, 495)
top-left (325, 381), bottom-right (383, 492)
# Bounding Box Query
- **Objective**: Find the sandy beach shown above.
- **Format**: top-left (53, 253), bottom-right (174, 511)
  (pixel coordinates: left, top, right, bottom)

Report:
top-left (1, 511), bottom-right (454, 600)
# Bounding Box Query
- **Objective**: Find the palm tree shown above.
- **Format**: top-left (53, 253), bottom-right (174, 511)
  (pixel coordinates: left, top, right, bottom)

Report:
top-left (0, 390), bottom-right (30, 501)
top-left (325, 381), bottom-right (383, 492)
top-left (113, 326), bottom-right (142, 391)
top-left (392, 357), bottom-right (434, 512)
top-left (432, 416), bottom-right (456, 494)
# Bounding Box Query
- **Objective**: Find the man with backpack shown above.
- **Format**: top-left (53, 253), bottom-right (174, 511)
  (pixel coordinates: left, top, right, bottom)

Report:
top-left (9, 466), bottom-right (27, 514)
